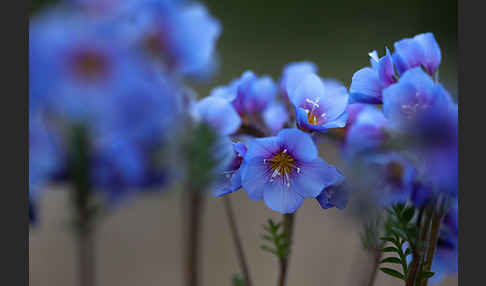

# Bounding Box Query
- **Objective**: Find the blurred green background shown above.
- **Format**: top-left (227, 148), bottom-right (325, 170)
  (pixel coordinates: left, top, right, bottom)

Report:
top-left (198, 0), bottom-right (457, 99)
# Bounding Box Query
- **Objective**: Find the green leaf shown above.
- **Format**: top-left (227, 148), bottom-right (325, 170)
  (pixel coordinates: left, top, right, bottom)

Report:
top-left (380, 237), bottom-right (397, 243)
top-left (402, 207), bottom-right (415, 223)
top-left (380, 246), bottom-right (400, 253)
top-left (380, 268), bottom-right (405, 280)
top-left (421, 271), bottom-right (435, 279)
top-left (380, 257), bottom-right (402, 264)
top-left (391, 227), bottom-right (408, 241)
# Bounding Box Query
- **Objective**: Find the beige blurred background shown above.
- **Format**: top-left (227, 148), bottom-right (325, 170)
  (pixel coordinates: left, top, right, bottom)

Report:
top-left (30, 0), bottom-right (458, 285)
top-left (30, 144), bottom-right (458, 286)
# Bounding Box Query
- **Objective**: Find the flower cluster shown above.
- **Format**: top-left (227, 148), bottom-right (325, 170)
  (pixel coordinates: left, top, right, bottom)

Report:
top-left (193, 64), bottom-right (351, 213)
top-left (29, 0), bottom-right (221, 220)
top-left (345, 32), bottom-right (457, 209)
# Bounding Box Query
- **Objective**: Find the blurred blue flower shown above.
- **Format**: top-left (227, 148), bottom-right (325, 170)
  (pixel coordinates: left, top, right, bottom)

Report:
top-left (126, 0), bottom-right (221, 76)
top-left (344, 105), bottom-right (390, 159)
top-left (191, 95), bottom-right (242, 136)
top-left (29, 10), bottom-right (181, 205)
top-left (263, 101), bottom-right (289, 135)
top-left (315, 172), bottom-right (349, 210)
top-left (362, 153), bottom-right (416, 207)
top-left (279, 61), bottom-right (318, 100)
top-left (350, 48), bottom-right (396, 104)
top-left (212, 142), bottom-right (247, 197)
top-left (241, 129), bottom-right (343, 213)
top-left (289, 74), bottom-right (349, 133)
top-left (392, 32), bottom-right (441, 76)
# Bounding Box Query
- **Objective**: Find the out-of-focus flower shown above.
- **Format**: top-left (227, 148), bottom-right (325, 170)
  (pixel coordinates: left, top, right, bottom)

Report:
top-left (191, 95), bottom-right (242, 136)
top-left (263, 101), bottom-right (289, 135)
top-left (350, 48), bottom-right (396, 104)
top-left (382, 67), bottom-right (453, 136)
top-left (29, 10), bottom-right (181, 205)
top-left (315, 172), bottom-right (349, 210)
top-left (127, 0), bottom-right (221, 76)
top-left (212, 142), bottom-right (247, 197)
top-left (279, 61), bottom-right (318, 99)
top-left (344, 105), bottom-right (390, 159)
top-left (362, 153), bottom-right (416, 207)
top-left (241, 129), bottom-right (343, 213)
top-left (392, 32), bottom-right (441, 76)
top-left (289, 74), bottom-right (349, 133)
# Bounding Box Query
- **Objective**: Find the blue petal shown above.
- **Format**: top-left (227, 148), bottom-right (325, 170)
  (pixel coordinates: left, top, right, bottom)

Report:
top-left (263, 181), bottom-right (304, 213)
top-left (393, 32), bottom-right (441, 75)
top-left (263, 102), bottom-right (289, 135)
top-left (241, 157), bottom-right (268, 201)
top-left (289, 73), bottom-right (325, 107)
top-left (350, 67), bottom-right (383, 104)
top-left (277, 128), bottom-right (318, 162)
top-left (244, 136), bottom-right (281, 160)
top-left (292, 158), bottom-right (344, 198)
top-left (193, 95), bottom-right (241, 135)
top-left (382, 67), bottom-right (436, 130)
top-left (319, 80), bottom-right (349, 121)
top-left (322, 111), bottom-right (348, 129)
top-left (280, 61), bottom-right (318, 99)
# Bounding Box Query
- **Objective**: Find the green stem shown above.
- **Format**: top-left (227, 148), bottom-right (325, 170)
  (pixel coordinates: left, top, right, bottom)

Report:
top-left (184, 188), bottom-right (204, 286)
top-left (277, 213), bottom-right (296, 286)
top-left (223, 196), bottom-right (253, 286)
top-left (406, 208), bottom-right (431, 286)
top-left (420, 208), bottom-right (445, 286)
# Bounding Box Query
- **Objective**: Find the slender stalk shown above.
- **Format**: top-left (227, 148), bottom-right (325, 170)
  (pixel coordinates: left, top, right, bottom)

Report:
top-left (184, 189), bottom-right (204, 286)
top-left (222, 196), bottom-right (253, 286)
top-left (366, 241), bottom-right (385, 286)
top-left (77, 227), bottom-right (96, 286)
top-left (277, 213), bottom-right (296, 286)
top-left (407, 208), bottom-right (431, 286)
top-left (420, 209), bottom-right (445, 286)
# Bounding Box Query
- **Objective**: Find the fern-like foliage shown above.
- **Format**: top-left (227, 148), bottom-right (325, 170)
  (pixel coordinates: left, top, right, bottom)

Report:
top-left (260, 219), bottom-right (290, 259)
top-left (378, 204), bottom-right (434, 283)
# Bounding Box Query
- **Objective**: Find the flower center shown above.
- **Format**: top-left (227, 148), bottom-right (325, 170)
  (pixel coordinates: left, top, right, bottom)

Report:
top-left (386, 161), bottom-right (404, 186)
top-left (71, 49), bottom-right (110, 81)
top-left (307, 111), bottom-right (319, 125)
top-left (264, 149), bottom-right (300, 187)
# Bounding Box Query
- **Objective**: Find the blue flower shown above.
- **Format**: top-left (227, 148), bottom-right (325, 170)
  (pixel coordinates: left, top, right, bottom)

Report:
top-left (289, 74), bottom-right (349, 133)
top-left (315, 172), bottom-right (350, 210)
top-left (279, 61), bottom-right (318, 100)
top-left (350, 48), bottom-right (396, 104)
top-left (212, 142), bottom-right (248, 197)
top-left (240, 128), bottom-right (343, 213)
top-left (392, 32), bottom-right (441, 76)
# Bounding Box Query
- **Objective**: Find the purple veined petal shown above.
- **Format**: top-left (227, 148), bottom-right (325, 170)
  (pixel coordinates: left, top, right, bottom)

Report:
top-left (244, 136), bottom-right (281, 160)
top-left (414, 33), bottom-right (441, 75)
top-left (292, 158), bottom-right (344, 198)
top-left (350, 67), bottom-right (383, 104)
top-left (289, 73), bottom-right (326, 107)
top-left (276, 128), bottom-right (318, 162)
top-left (241, 157), bottom-right (270, 201)
top-left (192, 95), bottom-right (241, 135)
top-left (263, 102), bottom-right (289, 135)
top-left (263, 180), bottom-right (304, 214)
